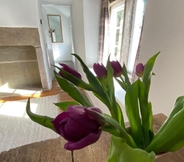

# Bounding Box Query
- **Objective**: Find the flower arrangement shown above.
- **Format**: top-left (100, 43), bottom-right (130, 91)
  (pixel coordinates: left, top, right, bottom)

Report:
top-left (26, 52), bottom-right (184, 162)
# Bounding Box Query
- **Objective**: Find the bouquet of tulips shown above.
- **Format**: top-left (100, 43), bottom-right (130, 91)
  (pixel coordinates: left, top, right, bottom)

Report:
top-left (26, 52), bottom-right (184, 162)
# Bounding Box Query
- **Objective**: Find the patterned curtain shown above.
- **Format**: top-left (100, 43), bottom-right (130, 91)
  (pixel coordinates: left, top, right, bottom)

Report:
top-left (98, 0), bottom-right (147, 70)
top-left (98, 0), bottom-right (115, 62)
top-left (119, 0), bottom-right (136, 66)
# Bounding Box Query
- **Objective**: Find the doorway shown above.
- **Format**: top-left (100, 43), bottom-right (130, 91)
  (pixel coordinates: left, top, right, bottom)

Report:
top-left (38, 2), bottom-right (75, 75)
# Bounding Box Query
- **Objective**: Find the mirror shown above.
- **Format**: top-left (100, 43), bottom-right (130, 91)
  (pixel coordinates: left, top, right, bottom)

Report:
top-left (47, 14), bottom-right (63, 43)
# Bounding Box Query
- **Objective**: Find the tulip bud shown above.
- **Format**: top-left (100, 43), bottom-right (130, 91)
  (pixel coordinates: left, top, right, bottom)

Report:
top-left (93, 63), bottom-right (107, 79)
top-left (59, 63), bottom-right (82, 79)
top-left (52, 105), bottom-right (103, 150)
top-left (136, 63), bottom-right (144, 77)
top-left (110, 61), bottom-right (123, 77)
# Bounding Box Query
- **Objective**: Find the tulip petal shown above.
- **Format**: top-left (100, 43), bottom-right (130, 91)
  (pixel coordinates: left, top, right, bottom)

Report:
top-left (60, 63), bottom-right (82, 78)
top-left (64, 117), bottom-right (89, 141)
top-left (52, 112), bottom-right (68, 134)
top-left (64, 130), bottom-right (102, 150)
top-left (136, 63), bottom-right (144, 77)
top-left (67, 106), bottom-right (101, 130)
top-left (85, 108), bottom-right (105, 126)
top-left (110, 61), bottom-right (123, 77)
top-left (93, 63), bottom-right (107, 78)
top-left (88, 107), bottom-right (102, 114)
top-left (66, 105), bottom-right (86, 114)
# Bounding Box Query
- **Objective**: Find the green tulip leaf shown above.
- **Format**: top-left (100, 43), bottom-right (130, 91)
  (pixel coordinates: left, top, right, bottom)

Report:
top-left (106, 58), bottom-right (125, 128)
top-left (54, 71), bottom-right (92, 107)
top-left (108, 136), bottom-right (155, 162)
top-left (26, 98), bottom-right (56, 132)
top-left (72, 54), bottom-right (113, 109)
top-left (102, 114), bottom-right (137, 148)
top-left (142, 52), bottom-right (160, 95)
top-left (168, 138), bottom-right (184, 152)
top-left (146, 108), bottom-right (184, 153)
top-left (106, 57), bottom-right (115, 101)
top-left (115, 78), bottom-right (128, 91)
top-left (156, 96), bottom-right (184, 134)
top-left (72, 54), bottom-right (104, 90)
top-left (122, 64), bottom-right (131, 87)
top-left (102, 125), bottom-right (120, 137)
top-left (139, 80), bottom-right (154, 147)
top-left (73, 54), bottom-right (124, 127)
top-left (58, 68), bottom-right (93, 90)
top-left (125, 80), bottom-right (143, 148)
top-left (54, 101), bottom-right (80, 111)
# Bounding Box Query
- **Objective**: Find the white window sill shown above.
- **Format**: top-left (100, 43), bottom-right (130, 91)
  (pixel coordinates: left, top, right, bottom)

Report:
top-left (114, 79), bottom-right (125, 106)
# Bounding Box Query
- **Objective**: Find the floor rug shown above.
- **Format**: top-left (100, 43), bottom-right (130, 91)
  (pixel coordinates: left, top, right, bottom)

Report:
top-left (0, 95), bottom-right (60, 153)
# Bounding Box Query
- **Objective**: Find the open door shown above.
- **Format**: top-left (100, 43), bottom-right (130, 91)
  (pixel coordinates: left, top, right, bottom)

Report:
top-left (38, 3), bottom-right (75, 74)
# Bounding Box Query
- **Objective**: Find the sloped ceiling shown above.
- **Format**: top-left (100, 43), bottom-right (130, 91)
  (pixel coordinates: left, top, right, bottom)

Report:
top-left (42, 5), bottom-right (70, 18)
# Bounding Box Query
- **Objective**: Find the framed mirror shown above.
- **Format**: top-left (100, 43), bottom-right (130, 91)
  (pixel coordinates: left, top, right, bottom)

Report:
top-left (47, 14), bottom-right (64, 43)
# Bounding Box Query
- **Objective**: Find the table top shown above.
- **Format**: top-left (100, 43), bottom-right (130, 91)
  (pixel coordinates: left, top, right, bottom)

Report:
top-left (0, 113), bottom-right (183, 162)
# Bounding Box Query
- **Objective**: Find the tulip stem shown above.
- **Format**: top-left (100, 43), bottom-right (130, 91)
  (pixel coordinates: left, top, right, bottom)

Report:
top-left (71, 151), bottom-right (75, 162)
top-left (120, 76), bottom-right (125, 83)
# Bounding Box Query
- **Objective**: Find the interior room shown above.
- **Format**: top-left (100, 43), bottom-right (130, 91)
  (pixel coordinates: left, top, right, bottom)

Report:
top-left (0, 0), bottom-right (184, 161)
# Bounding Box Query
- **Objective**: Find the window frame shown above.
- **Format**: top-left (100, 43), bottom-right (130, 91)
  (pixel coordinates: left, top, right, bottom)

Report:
top-left (109, 1), bottom-right (125, 62)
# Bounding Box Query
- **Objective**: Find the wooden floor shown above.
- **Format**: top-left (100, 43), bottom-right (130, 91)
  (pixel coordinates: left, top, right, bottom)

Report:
top-left (0, 79), bottom-right (74, 103)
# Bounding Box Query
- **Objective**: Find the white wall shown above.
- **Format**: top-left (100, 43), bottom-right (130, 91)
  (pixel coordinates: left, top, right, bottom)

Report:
top-left (138, 0), bottom-right (184, 116)
top-left (71, 0), bottom-right (86, 72)
top-left (0, 0), bottom-right (37, 27)
top-left (71, 0), bottom-right (101, 66)
top-left (70, 0), bottom-right (111, 114)
top-left (83, 0), bottom-right (101, 67)
top-left (0, 0), bottom-right (53, 90)
top-left (0, 0), bottom-right (76, 90)
top-left (81, 0), bottom-right (112, 114)
top-left (0, 0), bottom-right (127, 119)
top-left (0, 0), bottom-right (109, 114)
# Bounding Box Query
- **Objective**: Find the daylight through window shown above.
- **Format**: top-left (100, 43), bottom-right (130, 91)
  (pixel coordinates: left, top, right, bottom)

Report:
top-left (109, 1), bottom-right (125, 61)
top-left (106, 0), bottom-right (145, 75)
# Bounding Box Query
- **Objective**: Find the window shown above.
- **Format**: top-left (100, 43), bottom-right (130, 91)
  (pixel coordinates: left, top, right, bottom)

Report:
top-left (103, 0), bottom-right (145, 75)
top-left (96, 0), bottom-right (146, 108)
top-left (127, 0), bottom-right (145, 74)
top-left (109, 1), bottom-right (125, 61)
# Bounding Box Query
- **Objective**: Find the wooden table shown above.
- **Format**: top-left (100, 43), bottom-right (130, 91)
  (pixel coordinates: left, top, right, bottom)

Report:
top-left (0, 113), bottom-right (183, 162)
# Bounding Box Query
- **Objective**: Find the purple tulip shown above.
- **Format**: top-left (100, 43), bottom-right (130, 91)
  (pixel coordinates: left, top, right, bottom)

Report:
top-left (59, 63), bottom-right (82, 79)
top-left (110, 61), bottom-right (123, 77)
top-left (52, 105), bottom-right (103, 150)
top-left (93, 63), bottom-right (107, 78)
top-left (136, 63), bottom-right (144, 77)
